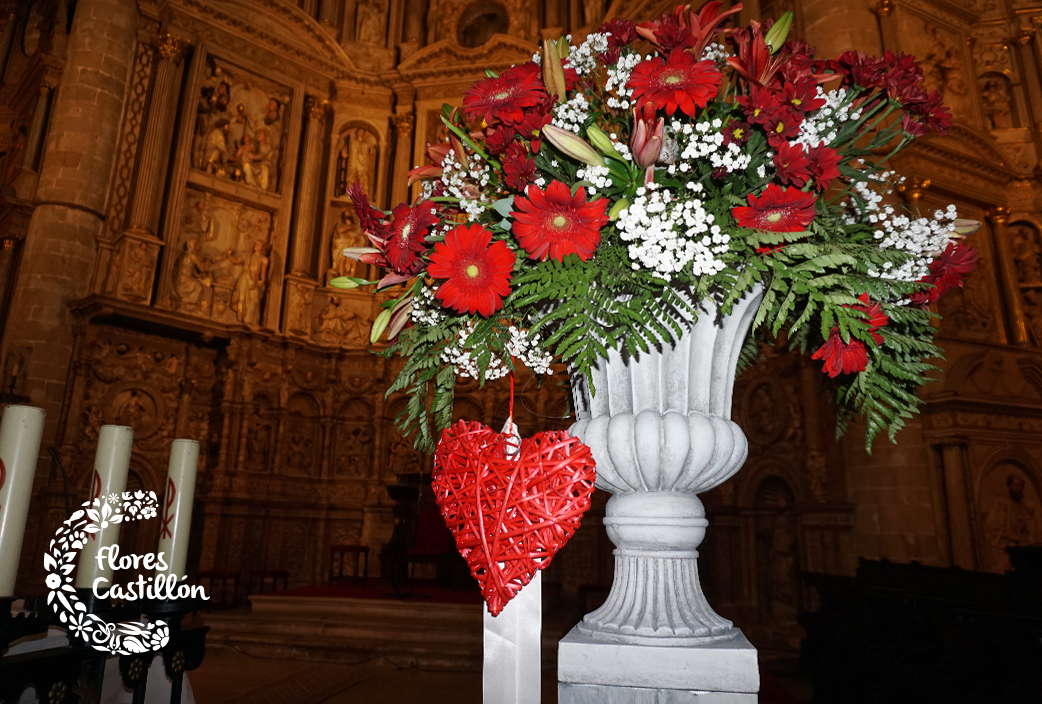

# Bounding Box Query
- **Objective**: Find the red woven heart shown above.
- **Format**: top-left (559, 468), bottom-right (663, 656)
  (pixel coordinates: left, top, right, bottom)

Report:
top-left (432, 419), bottom-right (596, 615)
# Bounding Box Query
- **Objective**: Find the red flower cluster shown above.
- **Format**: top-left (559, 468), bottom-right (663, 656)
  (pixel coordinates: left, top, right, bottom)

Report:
top-left (772, 142), bottom-right (841, 191)
top-left (502, 143), bottom-right (537, 191)
top-left (349, 183), bottom-right (437, 278)
top-left (811, 294), bottom-right (889, 378)
top-left (512, 181), bottom-right (609, 262)
top-left (909, 242), bottom-right (978, 306)
top-left (427, 224), bottom-right (516, 316)
top-left (598, 19), bottom-right (636, 64)
top-left (627, 49), bottom-right (722, 117)
top-left (636, 1), bottom-right (742, 56)
top-left (733, 184), bottom-right (817, 232)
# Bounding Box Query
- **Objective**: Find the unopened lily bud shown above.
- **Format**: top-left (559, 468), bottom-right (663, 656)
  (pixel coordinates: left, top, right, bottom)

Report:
top-left (764, 11), bottom-right (794, 53)
top-left (542, 125), bottom-right (605, 167)
top-left (370, 308), bottom-right (392, 344)
top-left (609, 198), bottom-right (629, 220)
top-left (952, 219), bottom-right (982, 237)
top-left (586, 125), bottom-right (622, 159)
top-left (542, 39), bottom-right (568, 104)
top-left (630, 107), bottom-right (665, 169)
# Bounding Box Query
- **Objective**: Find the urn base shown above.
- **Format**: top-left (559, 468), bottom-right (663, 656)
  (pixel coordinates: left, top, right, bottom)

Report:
top-left (558, 626), bottom-right (759, 697)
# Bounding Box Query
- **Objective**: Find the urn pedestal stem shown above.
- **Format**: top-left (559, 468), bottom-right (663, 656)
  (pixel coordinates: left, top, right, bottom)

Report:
top-left (558, 287), bottom-right (763, 702)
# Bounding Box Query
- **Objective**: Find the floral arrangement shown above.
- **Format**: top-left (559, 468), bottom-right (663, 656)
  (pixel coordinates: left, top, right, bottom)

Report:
top-left (340, 2), bottom-right (979, 452)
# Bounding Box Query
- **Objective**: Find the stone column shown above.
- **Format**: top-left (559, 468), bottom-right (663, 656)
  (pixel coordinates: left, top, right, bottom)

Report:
top-left (1013, 29), bottom-right (1042, 130)
top-left (290, 96), bottom-right (328, 276)
top-left (987, 207), bottom-right (1030, 345)
top-left (1, 0), bottom-right (137, 443)
top-left (126, 33), bottom-right (189, 236)
top-left (390, 111), bottom-right (414, 206)
top-left (934, 438), bottom-right (977, 570)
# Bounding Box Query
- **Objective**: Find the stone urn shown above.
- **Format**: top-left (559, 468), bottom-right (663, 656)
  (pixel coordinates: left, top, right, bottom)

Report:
top-left (558, 286), bottom-right (763, 701)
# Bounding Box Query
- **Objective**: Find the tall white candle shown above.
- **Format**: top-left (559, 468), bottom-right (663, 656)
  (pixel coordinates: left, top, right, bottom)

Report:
top-left (0, 405), bottom-right (46, 598)
top-left (75, 425), bottom-right (133, 590)
top-left (155, 439), bottom-right (199, 581)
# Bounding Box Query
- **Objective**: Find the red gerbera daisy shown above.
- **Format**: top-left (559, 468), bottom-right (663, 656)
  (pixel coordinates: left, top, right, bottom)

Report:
top-left (427, 224), bottom-right (516, 317)
top-left (512, 181), bottom-right (609, 262)
top-left (384, 199), bottom-right (439, 274)
top-left (811, 330), bottom-right (869, 378)
top-left (732, 184), bottom-right (817, 232)
top-left (627, 49), bottom-right (722, 117)
top-left (463, 72), bottom-right (543, 126)
top-left (910, 242), bottom-right (978, 306)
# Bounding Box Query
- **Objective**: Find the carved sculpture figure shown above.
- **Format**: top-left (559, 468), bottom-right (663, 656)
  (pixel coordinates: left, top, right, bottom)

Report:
top-left (344, 128), bottom-right (379, 195)
top-left (203, 119), bottom-right (231, 175)
top-left (230, 240), bottom-right (270, 327)
top-left (242, 129), bottom-right (274, 191)
top-left (120, 242), bottom-right (154, 301)
top-left (387, 434), bottom-right (417, 477)
top-left (985, 473), bottom-right (1040, 571)
top-left (335, 144), bottom-right (350, 196)
top-left (980, 76), bottom-right (1014, 130)
top-left (1011, 225), bottom-right (1041, 283)
top-left (356, 0), bottom-right (386, 44)
top-left (329, 209), bottom-right (368, 280)
top-left (172, 239), bottom-right (212, 312)
top-left (921, 24), bottom-right (966, 99)
top-left (315, 297), bottom-right (366, 345)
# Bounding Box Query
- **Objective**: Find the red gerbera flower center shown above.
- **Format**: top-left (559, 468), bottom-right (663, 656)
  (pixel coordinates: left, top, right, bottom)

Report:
top-left (732, 184), bottom-right (817, 233)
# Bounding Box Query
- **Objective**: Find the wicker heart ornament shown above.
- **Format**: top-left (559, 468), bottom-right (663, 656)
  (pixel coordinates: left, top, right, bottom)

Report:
top-left (432, 419), bottom-right (596, 615)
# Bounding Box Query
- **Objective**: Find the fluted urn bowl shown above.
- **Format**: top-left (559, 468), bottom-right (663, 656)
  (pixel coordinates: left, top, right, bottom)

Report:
top-left (569, 285), bottom-right (763, 645)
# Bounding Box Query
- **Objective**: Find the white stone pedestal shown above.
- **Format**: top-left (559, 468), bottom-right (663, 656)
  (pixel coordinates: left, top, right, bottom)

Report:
top-left (558, 627), bottom-right (758, 703)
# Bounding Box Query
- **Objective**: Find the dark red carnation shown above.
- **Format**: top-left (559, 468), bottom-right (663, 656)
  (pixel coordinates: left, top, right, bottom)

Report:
top-left (502, 142), bottom-right (536, 191)
top-left (807, 143), bottom-right (842, 190)
top-left (627, 49), bottom-right (722, 117)
top-left (426, 224), bottom-right (515, 316)
top-left (464, 71), bottom-right (544, 126)
top-left (901, 114), bottom-right (930, 138)
top-left (910, 242), bottom-right (978, 306)
top-left (600, 19), bottom-right (637, 48)
top-left (383, 200), bottom-right (439, 274)
top-left (732, 184), bottom-right (817, 232)
top-left (905, 90), bottom-right (952, 136)
top-left (773, 142), bottom-right (812, 188)
top-left (812, 330), bottom-right (869, 378)
top-left (511, 180), bottom-right (609, 261)
top-left (636, 1), bottom-right (742, 56)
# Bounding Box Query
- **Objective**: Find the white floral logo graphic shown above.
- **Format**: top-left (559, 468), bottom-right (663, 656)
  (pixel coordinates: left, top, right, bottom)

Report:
top-left (45, 491), bottom-right (170, 654)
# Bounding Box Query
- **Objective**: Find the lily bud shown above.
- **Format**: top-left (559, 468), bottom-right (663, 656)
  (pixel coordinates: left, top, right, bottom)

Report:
top-left (952, 219), bottom-right (982, 237)
top-left (552, 36), bottom-right (570, 59)
top-left (449, 134), bottom-right (469, 171)
top-left (630, 107), bottom-right (665, 169)
top-left (764, 11), bottom-right (794, 54)
top-left (542, 125), bottom-right (605, 167)
top-left (370, 308), bottom-right (392, 344)
top-left (542, 39), bottom-right (568, 104)
top-left (609, 198), bottom-right (629, 220)
top-left (329, 276), bottom-right (366, 290)
top-left (586, 125), bottom-right (622, 159)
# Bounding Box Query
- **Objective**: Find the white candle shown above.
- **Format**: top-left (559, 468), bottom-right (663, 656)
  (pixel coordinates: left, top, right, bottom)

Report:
top-left (75, 425), bottom-right (133, 590)
top-left (0, 405), bottom-right (46, 598)
top-left (155, 439), bottom-right (199, 581)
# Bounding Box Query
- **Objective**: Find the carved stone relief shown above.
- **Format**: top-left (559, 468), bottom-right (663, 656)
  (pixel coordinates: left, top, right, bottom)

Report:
top-left (173, 190), bottom-right (273, 325)
top-left (979, 462), bottom-right (1041, 572)
top-left (334, 398), bottom-right (375, 478)
top-left (909, 22), bottom-right (969, 117)
top-left (327, 208), bottom-right (369, 282)
top-left (355, 0), bottom-right (388, 44)
top-left (334, 125), bottom-right (379, 197)
top-left (281, 392), bottom-right (322, 477)
top-left (104, 236), bottom-right (160, 303)
top-left (979, 73), bottom-right (1014, 130)
top-left (314, 295), bottom-right (367, 346)
top-left (938, 247), bottom-right (997, 341)
top-left (1011, 223), bottom-right (1042, 345)
top-left (191, 56), bottom-right (289, 193)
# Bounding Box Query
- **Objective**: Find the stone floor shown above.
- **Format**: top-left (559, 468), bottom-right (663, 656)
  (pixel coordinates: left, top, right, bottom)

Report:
top-left (188, 647), bottom-right (557, 704)
top-left (188, 647), bottom-right (810, 704)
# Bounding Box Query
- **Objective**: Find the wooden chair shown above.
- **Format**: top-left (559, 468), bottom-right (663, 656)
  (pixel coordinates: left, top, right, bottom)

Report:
top-left (195, 569), bottom-right (242, 609)
top-left (247, 569), bottom-right (289, 595)
top-left (329, 544), bottom-right (369, 586)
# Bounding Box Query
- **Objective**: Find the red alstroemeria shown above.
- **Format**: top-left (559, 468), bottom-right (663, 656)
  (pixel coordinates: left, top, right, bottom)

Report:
top-left (628, 49), bottom-right (723, 117)
top-left (807, 143), bottom-right (842, 190)
top-left (427, 224), bottom-right (516, 316)
top-left (733, 184), bottom-right (817, 232)
top-left (512, 180), bottom-right (609, 262)
top-left (384, 200), bottom-right (439, 275)
top-left (463, 71), bottom-right (544, 126)
top-left (502, 143), bottom-right (537, 191)
top-left (812, 330), bottom-right (869, 378)
top-left (636, 1), bottom-right (742, 56)
top-left (910, 242), bottom-right (978, 306)
top-left (773, 142), bottom-right (812, 188)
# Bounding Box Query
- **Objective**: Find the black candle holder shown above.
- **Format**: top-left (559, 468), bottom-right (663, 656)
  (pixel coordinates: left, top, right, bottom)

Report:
top-left (0, 596), bottom-right (50, 653)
